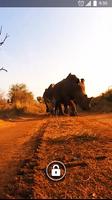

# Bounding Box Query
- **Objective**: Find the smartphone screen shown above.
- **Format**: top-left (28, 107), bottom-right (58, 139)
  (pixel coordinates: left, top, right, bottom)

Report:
top-left (0, 0), bottom-right (112, 199)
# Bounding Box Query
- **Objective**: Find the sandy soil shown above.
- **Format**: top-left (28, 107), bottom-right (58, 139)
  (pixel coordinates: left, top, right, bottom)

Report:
top-left (0, 113), bottom-right (112, 199)
top-left (0, 115), bottom-right (48, 198)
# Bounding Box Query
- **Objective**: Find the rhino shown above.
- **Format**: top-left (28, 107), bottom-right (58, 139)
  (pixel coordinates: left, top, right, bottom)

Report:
top-left (43, 73), bottom-right (92, 115)
top-left (43, 84), bottom-right (55, 114)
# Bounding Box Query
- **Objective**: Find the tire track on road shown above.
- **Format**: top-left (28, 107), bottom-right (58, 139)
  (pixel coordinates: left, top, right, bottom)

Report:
top-left (8, 114), bottom-right (112, 199)
top-left (10, 119), bottom-right (50, 199)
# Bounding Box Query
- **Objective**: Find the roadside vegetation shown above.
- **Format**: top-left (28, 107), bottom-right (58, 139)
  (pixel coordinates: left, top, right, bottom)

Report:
top-left (91, 87), bottom-right (112, 113)
top-left (0, 83), bottom-right (45, 119)
top-left (0, 85), bottom-right (112, 119)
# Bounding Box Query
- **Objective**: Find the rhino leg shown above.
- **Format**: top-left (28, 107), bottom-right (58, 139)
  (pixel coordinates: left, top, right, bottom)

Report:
top-left (69, 100), bottom-right (78, 116)
top-left (64, 105), bottom-right (69, 114)
top-left (45, 102), bottom-right (49, 113)
top-left (55, 101), bottom-right (64, 115)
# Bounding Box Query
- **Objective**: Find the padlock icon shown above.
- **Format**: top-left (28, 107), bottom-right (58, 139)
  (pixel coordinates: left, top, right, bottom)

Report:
top-left (51, 164), bottom-right (61, 177)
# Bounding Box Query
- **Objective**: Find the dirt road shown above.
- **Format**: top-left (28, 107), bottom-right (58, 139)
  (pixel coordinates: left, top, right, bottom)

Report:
top-left (0, 115), bottom-right (48, 198)
top-left (0, 113), bottom-right (112, 199)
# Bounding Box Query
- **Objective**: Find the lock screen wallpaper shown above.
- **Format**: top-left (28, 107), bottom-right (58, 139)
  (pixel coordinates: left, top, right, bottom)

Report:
top-left (0, 5), bottom-right (112, 199)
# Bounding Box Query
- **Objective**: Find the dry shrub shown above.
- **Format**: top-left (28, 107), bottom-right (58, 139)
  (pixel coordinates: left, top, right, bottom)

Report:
top-left (103, 88), bottom-right (112, 102)
top-left (0, 84), bottom-right (46, 118)
top-left (36, 102), bottom-right (46, 113)
top-left (91, 88), bottom-right (112, 113)
top-left (7, 84), bottom-right (37, 115)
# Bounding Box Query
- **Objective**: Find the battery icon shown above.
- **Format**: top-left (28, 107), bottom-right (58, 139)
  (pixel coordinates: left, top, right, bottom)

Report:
top-left (93, 0), bottom-right (97, 6)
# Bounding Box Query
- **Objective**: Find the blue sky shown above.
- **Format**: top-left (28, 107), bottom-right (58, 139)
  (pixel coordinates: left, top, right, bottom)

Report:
top-left (0, 8), bottom-right (112, 98)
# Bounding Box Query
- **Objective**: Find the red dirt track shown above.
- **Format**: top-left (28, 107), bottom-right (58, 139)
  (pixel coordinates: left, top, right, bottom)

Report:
top-left (0, 113), bottom-right (112, 199)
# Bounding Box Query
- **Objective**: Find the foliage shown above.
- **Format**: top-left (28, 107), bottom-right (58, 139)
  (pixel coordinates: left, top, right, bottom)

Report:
top-left (91, 87), bottom-right (112, 113)
top-left (8, 83), bottom-right (37, 113)
top-left (9, 83), bottom-right (33, 103)
top-left (0, 93), bottom-right (7, 109)
top-left (103, 88), bottom-right (112, 102)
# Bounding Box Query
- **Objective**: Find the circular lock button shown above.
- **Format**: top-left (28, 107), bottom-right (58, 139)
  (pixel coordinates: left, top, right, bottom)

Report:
top-left (46, 160), bottom-right (66, 181)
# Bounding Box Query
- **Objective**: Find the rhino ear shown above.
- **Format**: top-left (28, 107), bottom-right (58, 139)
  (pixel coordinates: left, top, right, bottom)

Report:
top-left (51, 84), bottom-right (55, 88)
top-left (76, 78), bottom-right (80, 84)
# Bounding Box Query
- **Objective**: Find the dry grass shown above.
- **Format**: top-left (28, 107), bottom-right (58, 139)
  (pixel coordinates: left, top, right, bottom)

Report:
top-left (0, 101), bottom-right (46, 119)
top-left (91, 88), bottom-right (112, 113)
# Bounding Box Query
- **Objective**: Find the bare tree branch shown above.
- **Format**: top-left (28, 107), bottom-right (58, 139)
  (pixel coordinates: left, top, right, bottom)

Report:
top-left (0, 26), bottom-right (2, 35)
top-left (0, 67), bottom-right (8, 72)
top-left (0, 33), bottom-right (9, 46)
top-left (0, 26), bottom-right (9, 72)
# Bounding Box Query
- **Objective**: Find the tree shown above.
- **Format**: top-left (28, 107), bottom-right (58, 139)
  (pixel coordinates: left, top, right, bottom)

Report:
top-left (8, 84), bottom-right (34, 105)
top-left (0, 26), bottom-right (9, 46)
top-left (0, 26), bottom-right (9, 72)
top-left (8, 83), bottom-right (38, 114)
top-left (0, 67), bottom-right (8, 72)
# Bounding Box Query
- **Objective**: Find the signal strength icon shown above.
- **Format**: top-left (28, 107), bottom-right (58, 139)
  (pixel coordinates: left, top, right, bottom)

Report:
top-left (85, 0), bottom-right (92, 6)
